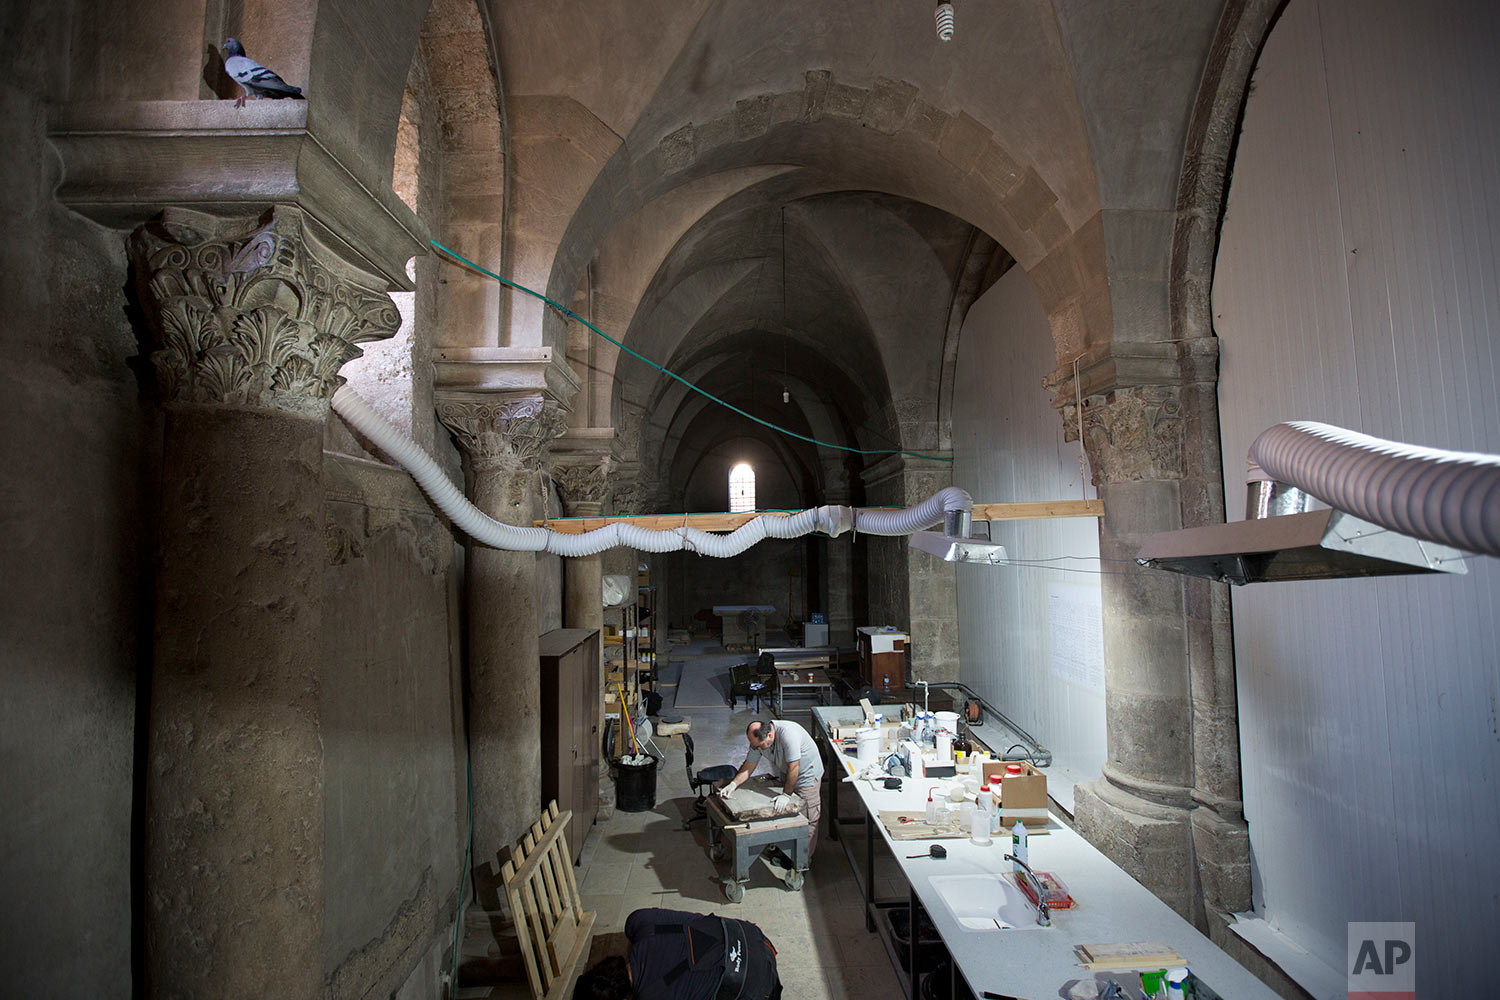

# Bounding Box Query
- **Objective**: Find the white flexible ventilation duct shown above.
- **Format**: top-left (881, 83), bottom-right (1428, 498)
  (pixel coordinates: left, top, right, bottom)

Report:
top-left (331, 387), bottom-right (969, 556)
top-left (1250, 421), bottom-right (1500, 558)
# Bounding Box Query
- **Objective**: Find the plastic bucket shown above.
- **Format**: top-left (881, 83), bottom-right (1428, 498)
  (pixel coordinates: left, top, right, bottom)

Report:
top-left (934, 710), bottom-right (960, 732)
top-left (613, 755), bottom-right (660, 812)
top-left (856, 727), bottom-right (882, 765)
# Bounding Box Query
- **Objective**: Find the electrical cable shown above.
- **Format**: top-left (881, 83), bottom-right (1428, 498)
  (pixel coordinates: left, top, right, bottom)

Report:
top-left (428, 239), bottom-right (952, 463)
top-left (448, 728), bottom-right (474, 995)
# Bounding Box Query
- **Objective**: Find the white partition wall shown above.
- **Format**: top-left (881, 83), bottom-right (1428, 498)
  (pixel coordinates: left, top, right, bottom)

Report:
top-left (1213, 1), bottom-right (1500, 993)
top-left (951, 267), bottom-right (1105, 806)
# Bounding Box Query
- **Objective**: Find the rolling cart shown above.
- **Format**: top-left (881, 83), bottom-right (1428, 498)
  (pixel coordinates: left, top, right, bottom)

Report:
top-left (705, 794), bottom-right (809, 902)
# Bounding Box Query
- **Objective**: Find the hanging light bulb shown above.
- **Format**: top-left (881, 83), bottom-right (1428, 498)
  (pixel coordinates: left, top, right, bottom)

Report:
top-left (935, 2), bottom-right (955, 42)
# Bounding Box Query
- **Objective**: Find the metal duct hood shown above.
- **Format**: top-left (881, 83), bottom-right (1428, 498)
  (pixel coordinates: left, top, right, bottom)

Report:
top-left (1136, 507), bottom-right (1467, 585)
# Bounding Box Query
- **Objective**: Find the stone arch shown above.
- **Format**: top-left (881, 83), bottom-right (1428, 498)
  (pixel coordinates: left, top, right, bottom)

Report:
top-left (545, 69), bottom-right (1113, 381)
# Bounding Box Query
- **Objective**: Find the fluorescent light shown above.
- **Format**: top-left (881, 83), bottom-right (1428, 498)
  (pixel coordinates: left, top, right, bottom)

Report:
top-left (908, 530), bottom-right (1008, 565)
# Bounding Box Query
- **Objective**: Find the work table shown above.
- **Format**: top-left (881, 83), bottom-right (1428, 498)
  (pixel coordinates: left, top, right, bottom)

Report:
top-left (811, 706), bottom-right (1279, 1000)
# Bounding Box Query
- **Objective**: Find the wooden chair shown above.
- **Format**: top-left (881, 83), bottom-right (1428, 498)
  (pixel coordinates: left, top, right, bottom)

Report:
top-left (496, 801), bottom-right (596, 1000)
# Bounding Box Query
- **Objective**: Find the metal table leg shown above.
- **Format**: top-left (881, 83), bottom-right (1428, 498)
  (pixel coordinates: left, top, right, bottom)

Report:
top-left (865, 812), bottom-right (876, 932)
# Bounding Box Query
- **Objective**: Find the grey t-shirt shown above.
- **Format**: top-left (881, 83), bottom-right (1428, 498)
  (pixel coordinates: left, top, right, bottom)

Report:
top-left (744, 719), bottom-right (823, 790)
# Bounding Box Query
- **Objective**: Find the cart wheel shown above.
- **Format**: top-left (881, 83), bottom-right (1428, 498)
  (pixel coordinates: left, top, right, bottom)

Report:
top-left (709, 843), bottom-right (726, 862)
top-left (783, 869), bottom-right (805, 891)
top-left (724, 880), bottom-right (745, 903)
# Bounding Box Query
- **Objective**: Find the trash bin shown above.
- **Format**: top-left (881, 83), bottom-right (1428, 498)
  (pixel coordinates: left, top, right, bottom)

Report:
top-left (613, 755), bottom-right (660, 812)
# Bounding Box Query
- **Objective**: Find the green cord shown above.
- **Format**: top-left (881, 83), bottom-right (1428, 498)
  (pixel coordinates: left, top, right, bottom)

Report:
top-left (428, 239), bottom-right (953, 464)
top-left (449, 730), bottom-right (474, 994)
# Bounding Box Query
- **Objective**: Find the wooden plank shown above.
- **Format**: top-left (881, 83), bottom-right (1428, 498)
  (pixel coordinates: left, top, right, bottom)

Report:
top-left (508, 809), bottom-right (574, 887)
top-left (970, 499), bottom-right (1104, 521)
top-left (501, 859), bottom-right (545, 1000)
top-left (533, 511), bottom-right (795, 533)
top-left (535, 501), bottom-right (1103, 533)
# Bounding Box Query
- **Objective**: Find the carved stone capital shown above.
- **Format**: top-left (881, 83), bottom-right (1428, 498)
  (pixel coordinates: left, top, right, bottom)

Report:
top-left (552, 460), bottom-right (612, 516)
top-left (129, 206), bottom-right (401, 413)
top-left (1066, 385), bottom-right (1185, 486)
top-left (437, 394), bottom-right (568, 478)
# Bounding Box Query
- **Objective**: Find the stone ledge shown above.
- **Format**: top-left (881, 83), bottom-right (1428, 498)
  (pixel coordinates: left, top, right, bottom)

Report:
top-left (49, 100), bottom-right (426, 289)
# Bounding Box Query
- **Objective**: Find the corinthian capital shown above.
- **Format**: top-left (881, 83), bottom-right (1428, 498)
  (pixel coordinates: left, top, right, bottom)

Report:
top-left (437, 394), bottom-right (568, 476)
top-left (129, 206), bottom-right (401, 413)
top-left (1066, 385), bottom-right (1184, 486)
top-left (552, 460), bottom-right (612, 517)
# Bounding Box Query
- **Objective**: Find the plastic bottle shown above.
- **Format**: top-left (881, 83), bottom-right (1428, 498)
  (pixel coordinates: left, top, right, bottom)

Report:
top-left (882, 672), bottom-right (890, 692)
top-left (970, 784), bottom-right (993, 845)
top-left (925, 788), bottom-right (941, 825)
top-left (1010, 821), bottom-right (1028, 872)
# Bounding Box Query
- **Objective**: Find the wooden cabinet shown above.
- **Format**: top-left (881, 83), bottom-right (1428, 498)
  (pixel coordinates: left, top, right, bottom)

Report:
top-left (857, 626), bottom-right (909, 697)
top-left (540, 628), bottom-right (601, 863)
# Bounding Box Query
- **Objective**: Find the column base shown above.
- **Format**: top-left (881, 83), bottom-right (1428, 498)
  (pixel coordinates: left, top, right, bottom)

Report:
top-left (597, 764), bottom-right (616, 821)
top-left (1191, 801), bottom-right (1251, 914)
top-left (1072, 775), bottom-right (1196, 920)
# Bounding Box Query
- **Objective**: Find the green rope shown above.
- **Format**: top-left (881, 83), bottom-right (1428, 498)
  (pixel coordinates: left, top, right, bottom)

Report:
top-left (429, 239), bottom-right (953, 463)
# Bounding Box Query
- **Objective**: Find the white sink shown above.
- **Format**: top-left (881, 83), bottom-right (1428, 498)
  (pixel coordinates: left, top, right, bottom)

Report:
top-left (928, 873), bottom-right (1048, 931)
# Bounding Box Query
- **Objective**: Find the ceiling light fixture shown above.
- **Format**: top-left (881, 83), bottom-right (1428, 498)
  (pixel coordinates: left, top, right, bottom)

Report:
top-left (935, 2), bottom-right (955, 42)
top-left (908, 510), bottom-right (1008, 565)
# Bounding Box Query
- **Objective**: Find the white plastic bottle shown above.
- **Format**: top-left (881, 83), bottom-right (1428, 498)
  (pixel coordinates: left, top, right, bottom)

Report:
top-left (1010, 821), bottom-right (1028, 871)
top-left (970, 784), bottom-right (993, 845)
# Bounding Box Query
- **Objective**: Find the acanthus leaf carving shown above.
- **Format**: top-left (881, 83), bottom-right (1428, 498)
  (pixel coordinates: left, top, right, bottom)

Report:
top-left (1065, 386), bottom-right (1185, 485)
top-left (130, 207), bottom-right (401, 412)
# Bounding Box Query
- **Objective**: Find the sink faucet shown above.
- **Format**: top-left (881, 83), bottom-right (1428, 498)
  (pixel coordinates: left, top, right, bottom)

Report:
top-left (1004, 853), bottom-right (1051, 926)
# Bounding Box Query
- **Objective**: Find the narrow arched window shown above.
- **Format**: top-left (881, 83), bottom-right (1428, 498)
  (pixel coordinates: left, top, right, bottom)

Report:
top-left (728, 463), bottom-right (756, 513)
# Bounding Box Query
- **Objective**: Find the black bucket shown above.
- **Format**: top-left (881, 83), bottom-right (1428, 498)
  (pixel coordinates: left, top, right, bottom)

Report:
top-left (613, 756), bottom-right (660, 812)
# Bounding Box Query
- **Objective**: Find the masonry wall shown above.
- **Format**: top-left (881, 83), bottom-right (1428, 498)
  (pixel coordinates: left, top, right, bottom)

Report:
top-left (0, 4), bottom-right (142, 994)
top-left (1213, 1), bottom-right (1500, 992)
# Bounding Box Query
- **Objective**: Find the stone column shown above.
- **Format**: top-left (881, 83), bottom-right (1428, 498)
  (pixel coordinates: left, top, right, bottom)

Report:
top-left (859, 456), bottom-right (961, 681)
top-left (130, 207), bottom-right (400, 997)
top-left (820, 471), bottom-right (856, 646)
top-left (1068, 385), bottom-right (1200, 918)
top-left (552, 460), bottom-right (612, 818)
top-left (437, 395), bottom-right (566, 892)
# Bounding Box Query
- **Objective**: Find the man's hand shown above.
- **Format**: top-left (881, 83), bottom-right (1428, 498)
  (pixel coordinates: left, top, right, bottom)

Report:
top-left (717, 782), bottom-right (736, 800)
top-left (771, 793), bottom-right (797, 812)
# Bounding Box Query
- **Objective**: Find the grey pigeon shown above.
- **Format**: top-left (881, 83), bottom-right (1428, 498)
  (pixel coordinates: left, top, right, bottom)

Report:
top-left (223, 38), bottom-right (304, 107)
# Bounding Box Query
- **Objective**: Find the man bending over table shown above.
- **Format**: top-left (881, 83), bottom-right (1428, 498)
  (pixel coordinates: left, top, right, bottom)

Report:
top-left (717, 718), bottom-right (824, 860)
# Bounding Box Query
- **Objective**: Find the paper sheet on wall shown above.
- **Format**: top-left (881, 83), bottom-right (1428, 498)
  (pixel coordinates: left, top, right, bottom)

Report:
top-left (1047, 583), bottom-right (1104, 694)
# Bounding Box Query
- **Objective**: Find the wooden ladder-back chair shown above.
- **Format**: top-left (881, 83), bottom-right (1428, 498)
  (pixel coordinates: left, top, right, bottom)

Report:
top-left (497, 800), bottom-right (596, 999)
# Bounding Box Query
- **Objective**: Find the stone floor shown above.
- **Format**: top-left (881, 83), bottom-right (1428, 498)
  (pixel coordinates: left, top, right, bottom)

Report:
top-left (572, 637), bottom-right (911, 999)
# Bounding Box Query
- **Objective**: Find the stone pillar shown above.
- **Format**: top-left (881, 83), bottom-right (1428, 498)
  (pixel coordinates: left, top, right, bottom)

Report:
top-left (859, 456), bottom-right (961, 681)
top-left (820, 472), bottom-right (856, 646)
top-left (1066, 384), bottom-right (1200, 919)
top-left (552, 460), bottom-right (612, 818)
top-left (130, 207), bottom-right (401, 997)
top-left (437, 395), bottom-right (566, 891)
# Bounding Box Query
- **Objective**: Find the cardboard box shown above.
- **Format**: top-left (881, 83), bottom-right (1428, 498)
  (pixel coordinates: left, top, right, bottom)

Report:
top-left (982, 760), bottom-right (1049, 828)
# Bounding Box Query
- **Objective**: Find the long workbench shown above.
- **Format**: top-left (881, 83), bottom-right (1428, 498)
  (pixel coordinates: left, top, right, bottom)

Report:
top-left (810, 706), bottom-right (1279, 1000)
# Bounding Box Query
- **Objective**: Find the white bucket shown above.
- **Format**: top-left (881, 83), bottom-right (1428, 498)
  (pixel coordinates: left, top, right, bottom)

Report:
top-left (856, 727), bottom-right (882, 765)
top-left (934, 710), bottom-right (960, 732)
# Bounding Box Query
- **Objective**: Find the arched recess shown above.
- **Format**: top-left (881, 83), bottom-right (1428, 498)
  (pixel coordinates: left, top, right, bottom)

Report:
top-left (418, 0), bottom-right (507, 352)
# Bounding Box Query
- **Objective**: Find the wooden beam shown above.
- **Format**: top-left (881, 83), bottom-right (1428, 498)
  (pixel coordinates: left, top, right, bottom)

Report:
top-left (533, 499), bottom-right (1104, 533)
top-left (971, 499), bottom-right (1104, 521)
top-left (534, 511), bottom-right (794, 533)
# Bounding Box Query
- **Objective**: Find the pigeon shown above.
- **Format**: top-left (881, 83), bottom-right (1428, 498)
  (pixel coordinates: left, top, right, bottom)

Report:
top-left (222, 37), bottom-right (304, 108)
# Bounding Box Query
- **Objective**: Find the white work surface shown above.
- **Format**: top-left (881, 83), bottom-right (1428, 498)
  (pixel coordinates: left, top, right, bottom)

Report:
top-left (812, 707), bottom-right (1279, 1000)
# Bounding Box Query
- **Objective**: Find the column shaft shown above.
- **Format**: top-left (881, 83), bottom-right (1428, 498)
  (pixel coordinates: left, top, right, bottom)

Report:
top-left (148, 405), bottom-right (326, 996)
